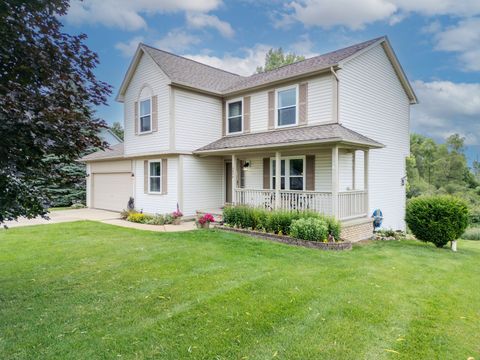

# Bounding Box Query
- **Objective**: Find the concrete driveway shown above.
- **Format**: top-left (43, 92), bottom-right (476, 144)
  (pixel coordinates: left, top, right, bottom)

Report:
top-left (3, 208), bottom-right (120, 228)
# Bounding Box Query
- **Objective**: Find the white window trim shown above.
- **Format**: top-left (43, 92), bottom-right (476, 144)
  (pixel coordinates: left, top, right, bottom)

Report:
top-left (138, 97), bottom-right (152, 135)
top-left (270, 155), bottom-right (306, 190)
top-left (226, 98), bottom-right (243, 135)
top-left (147, 159), bottom-right (162, 194)
top-left (275, 84), bottom-right (299, 129)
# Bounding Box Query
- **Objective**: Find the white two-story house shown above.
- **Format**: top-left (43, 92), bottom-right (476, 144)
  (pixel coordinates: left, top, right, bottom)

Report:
top-left (81, 36), bottom-right (417, 241)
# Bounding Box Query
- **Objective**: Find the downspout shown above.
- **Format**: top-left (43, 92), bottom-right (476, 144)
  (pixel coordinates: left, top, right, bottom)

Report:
top-left (330, 66), bottom-right (339, 123)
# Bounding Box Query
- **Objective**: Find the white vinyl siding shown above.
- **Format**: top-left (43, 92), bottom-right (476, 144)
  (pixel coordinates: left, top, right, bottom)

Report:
top-left (338, 43), bottom-right (410, 230)
top-left (175, 89), bottom-right (222, 151)
top-left (124, 53), bottom-right (170, 155)
top-left (315, 149), bottom-right (332, 191)
top-left (133, 157), bottom-right (178, 214)
top-left (182, 155), bottom-right (224, 216)
top-left (339, 150), bottom-right (353, 191)
top-left (308, 74), bottom-right (334, 125)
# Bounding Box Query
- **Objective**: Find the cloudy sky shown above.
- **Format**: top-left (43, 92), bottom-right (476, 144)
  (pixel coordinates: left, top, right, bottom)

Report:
top-left (61, 0), bottom-right (480, 162)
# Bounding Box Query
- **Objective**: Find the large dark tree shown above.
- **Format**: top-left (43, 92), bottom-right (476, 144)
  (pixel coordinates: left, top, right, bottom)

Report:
top-left (0, 1), bottom-right (111, 223)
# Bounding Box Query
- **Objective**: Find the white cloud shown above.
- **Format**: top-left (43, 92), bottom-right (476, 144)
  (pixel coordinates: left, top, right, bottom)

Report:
top-left (115, 36), bottom-right (145, 57)
top-left (412, 80), bottom-right (480, 145)
top-left (289, 34), bottom-right (317, 57)
top-left (281, 0), bottom-right (480, 30)
top-left (186, 13), bottom-right (235, 38)
top-left (154, 29), bottom-right (200, 52)
top-left (185, 44), bottom-right (272, 75)
top-left (64, 0), bottom-right (222, 30)
top-left (433, 17), bottom-right (480, 71)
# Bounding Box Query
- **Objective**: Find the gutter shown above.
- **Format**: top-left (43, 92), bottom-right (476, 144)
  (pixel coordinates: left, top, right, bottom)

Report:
top-left (330, 66), bottom-right (339, 123)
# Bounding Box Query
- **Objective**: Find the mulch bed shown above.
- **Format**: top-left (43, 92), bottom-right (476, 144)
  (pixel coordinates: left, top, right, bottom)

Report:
top-left (215, 225), bottom-right (352, 251)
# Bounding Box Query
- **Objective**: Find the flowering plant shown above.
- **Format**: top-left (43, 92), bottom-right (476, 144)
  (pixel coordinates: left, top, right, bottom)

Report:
top-left (172, 210), bottom-right (183, 219)
top-left (198, 213), bottom-right (215, 225)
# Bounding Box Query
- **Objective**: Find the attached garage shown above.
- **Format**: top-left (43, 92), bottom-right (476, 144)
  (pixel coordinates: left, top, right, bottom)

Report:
top-left (87, 158), bottom-right (133, 212)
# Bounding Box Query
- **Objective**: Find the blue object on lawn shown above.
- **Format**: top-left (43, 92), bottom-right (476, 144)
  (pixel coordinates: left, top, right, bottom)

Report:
top-left (371, 209), bottom-right (383, 229)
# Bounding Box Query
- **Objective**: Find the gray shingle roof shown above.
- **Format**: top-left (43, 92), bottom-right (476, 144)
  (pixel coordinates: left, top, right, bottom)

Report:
top-left (141, 44), bottom-right (242, 94)
top-left (195, 124), bottom-right (383, 153)
top-left (79, 143), bottom-right (124, 162)
top-left (141, 37), bottom-right (384, 95)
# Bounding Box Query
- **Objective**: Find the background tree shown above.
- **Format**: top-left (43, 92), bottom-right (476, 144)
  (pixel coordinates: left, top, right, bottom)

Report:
top-left (256, 48), bottom-right (305, 73)
top-left (0, 1), bottom-right (111, 223)
top-left (110, 121), bottom-right (124, 141)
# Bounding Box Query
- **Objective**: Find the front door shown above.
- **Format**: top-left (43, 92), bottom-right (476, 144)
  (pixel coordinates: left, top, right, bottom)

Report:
top-left (225, 162), bottom-right (232, 203)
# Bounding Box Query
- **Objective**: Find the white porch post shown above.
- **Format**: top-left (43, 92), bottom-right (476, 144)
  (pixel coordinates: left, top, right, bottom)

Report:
top-left (232, 154), bottom-right (237, 205)
top-left (364, 149), bottom-right (369, 214)
top-left (331, 146), bottom-right (339, 218)
top-left (275, 151), bottom-right (281, 209)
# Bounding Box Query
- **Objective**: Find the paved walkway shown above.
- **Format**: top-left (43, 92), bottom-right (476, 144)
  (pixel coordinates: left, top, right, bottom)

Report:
top-left (3, 208), bottom-right (197, 232)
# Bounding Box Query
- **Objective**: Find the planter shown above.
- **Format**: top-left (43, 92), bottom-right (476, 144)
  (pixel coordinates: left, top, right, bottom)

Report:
top-left (215, 225), bottom-right (352, 251)
top-left (197, 222), bottom-right (211, 229)
top-left (172, 218), bottom-right (182, 225)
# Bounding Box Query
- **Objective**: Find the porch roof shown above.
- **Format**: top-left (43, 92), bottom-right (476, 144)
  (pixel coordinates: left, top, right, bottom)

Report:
top-left (194, 124), bottom-right (383, 154)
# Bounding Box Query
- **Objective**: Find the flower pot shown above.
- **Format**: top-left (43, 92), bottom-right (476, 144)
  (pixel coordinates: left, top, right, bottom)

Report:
top-left (202, 222), bottom-right (210, 229)
top-left (173, 218), bottom-right (182, 225)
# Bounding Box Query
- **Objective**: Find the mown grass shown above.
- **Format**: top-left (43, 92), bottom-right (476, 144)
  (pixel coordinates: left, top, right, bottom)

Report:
top-left (0, 222), bottom-right (479, 359)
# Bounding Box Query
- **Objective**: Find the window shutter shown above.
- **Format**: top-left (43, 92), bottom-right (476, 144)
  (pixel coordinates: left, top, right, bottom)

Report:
top-left (268, 90), bottom-right (275, 130)
top-left (221, 101), bottom-right (226, 136)
top-left (134, 101), bottom-right (139, 135)
top-left (162, 159), bottom-right (168, 194)
top-left (263, 158), bottom-right (270, 189)
top-left (243, 96), bottom-right (250, 133)
top-left (151, 95), bottom-right (158, 132)
top-left (299, 83), bottom-right (308, 125)
top-left (144, 160), bottom-right (148, 194)
top-left (306, 155), bottom-right (315, 191)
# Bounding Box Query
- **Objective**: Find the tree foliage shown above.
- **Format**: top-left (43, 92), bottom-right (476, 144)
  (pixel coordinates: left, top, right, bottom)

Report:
top-left (256, 48), bottom-right (305, 73)
top-left (110, 121), bottom-right (124, 141)
top-left (407, 133), bottom-right (480, 224)
top-left (0, 1), bottom-right (111, 223)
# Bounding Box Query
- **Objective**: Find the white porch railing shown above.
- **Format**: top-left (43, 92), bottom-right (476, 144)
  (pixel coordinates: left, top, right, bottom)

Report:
top-left (234, 188), bottom-right (367, 220)
top-left (234, 188), bottom-right (333, 215)
top-left (338, 190), bottom-right (368, 220)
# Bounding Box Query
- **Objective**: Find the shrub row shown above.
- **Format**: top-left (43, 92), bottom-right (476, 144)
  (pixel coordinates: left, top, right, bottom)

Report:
top-left (222, 206), bottom-right (341, 242)
top-left (123, 210), bottom-right (174, 225)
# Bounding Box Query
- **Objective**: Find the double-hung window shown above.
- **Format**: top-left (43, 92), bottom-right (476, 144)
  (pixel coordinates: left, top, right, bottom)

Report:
top-left (148, 161), bottom-right (161, 193)
top-left (227, 100), bottom-right (242, 134)
top-left (277, 86), bottom-right (297, 127)
top-left (271, 157), bottom-right (304, 190)
top-left (139, 99), bottom-right (151, 133)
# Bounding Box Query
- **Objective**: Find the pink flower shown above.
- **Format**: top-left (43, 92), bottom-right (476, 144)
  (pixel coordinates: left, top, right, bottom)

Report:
top-left (198, 213), bottom-right (215, 224)
top-left (172, 210), bottom-right (183, 219)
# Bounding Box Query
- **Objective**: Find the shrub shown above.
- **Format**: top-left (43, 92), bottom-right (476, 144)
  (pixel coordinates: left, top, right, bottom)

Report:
top-left (145, 214), bottom-right (165, 225)
top-left (164, 214), bottom-right (174, 224)
top-left (266, 210), bottom-right (297, 234)
top-left (127, 213), bottom-right (152, 224)
top-left (120, 209), bottom-right (137, 220)
top-left (322, 216), bottom-right (341, 241)
top-left (405, 195), bottom-right (469, 248)
top-left (461, 227), bottom-right (480, 240)
top-left (290, 218), bottom-right (329, 242)
top-left (70, 202), bottom-right (86, 209)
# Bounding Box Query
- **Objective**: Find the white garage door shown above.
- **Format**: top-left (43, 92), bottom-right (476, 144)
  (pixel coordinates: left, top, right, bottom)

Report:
top-left (92, 173), bottom-right (132, 212)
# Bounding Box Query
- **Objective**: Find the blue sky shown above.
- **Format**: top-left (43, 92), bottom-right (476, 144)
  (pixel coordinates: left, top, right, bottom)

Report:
top-left (61, 0), bottom-right (480, 162)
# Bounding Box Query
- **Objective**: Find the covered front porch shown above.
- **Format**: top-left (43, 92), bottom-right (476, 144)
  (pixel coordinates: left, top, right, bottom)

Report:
top-left (230, 146), bottom-right (369, 221)
top-left (194, 124), bottom-right (383, 222)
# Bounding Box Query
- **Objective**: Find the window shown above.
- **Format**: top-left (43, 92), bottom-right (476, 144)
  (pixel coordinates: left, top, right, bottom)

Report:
top-left (139, 99), bottom-right (151, 133)
top-left (271, 157), bottom-right (304, 190)
top-left (149, 161), bottom-right (161, 193)
top-left (227, 100), bottom-right (242, 134)
top-left (277, 87), bottom-right (297, 127)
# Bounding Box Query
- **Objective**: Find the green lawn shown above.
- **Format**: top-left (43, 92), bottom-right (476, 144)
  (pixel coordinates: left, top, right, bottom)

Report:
top-left (0, 222), bottom-right (479, 359)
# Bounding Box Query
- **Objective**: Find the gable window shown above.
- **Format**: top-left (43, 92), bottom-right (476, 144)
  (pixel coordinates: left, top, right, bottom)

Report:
top-left (139, 98), bottom-right (151, 133)
top-left (277, 86), bottom-right (297, 127)
top-left (227, 100), bottom-right (242, 134)
top-left (271, 156), bottom-right (304, 190)
top-left (148, 160), bottom-right (162, 193)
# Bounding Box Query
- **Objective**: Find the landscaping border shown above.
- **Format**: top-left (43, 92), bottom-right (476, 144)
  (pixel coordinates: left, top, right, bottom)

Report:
top-left (215, 225), bottom-right (352, 251)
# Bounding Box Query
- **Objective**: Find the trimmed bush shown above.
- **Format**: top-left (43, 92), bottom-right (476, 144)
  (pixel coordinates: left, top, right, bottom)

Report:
top-left (405, 195), bottom-right (469, 248)
top-left (145, 214), bottom-right (165, 225)
top-left (290, 218), bottom-right (329, 242)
